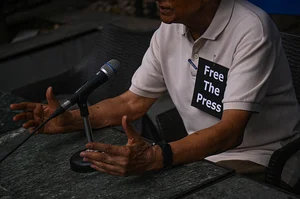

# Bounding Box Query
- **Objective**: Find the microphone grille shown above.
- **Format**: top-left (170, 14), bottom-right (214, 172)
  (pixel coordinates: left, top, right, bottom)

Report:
top-left (101, 59), bottom-right (120, 78)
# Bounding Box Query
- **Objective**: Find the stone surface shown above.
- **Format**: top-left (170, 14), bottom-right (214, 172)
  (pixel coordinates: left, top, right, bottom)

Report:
top-left (0, 128), bottom-right (233, 199)
top-left (0, 92), bottom-right (26, 135)
top-left (0, 93), bottom-right (296, 198)
top-left (184, 175), bottom-right (299, 199)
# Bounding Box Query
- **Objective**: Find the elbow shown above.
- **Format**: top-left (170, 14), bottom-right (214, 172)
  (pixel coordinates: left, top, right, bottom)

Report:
top-left (234, 135), bottom-right (244, 148)
top-left (232, 131), bottom-right (245, 148)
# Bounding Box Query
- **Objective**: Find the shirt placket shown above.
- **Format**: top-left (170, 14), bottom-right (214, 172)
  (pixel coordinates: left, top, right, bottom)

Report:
top-left (190, 39), bottom-right (205, 77)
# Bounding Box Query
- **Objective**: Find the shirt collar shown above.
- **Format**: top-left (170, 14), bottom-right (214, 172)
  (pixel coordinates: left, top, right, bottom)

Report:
top-left (177, 0), bottom-right (235, 40)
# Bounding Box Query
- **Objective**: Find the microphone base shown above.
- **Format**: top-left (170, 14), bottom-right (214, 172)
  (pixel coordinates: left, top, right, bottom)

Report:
top-left (70, 149), bottom-right (97, 173)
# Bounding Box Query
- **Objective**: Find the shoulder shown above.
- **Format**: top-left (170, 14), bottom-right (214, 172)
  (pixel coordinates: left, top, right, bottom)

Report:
top-left (230, 0), bottom-right (279, 41)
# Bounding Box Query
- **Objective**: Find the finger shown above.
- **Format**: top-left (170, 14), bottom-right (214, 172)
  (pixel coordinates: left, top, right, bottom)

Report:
top-left (85, 142), bottom-right (127, 156)
top-left (88, 159), bottom-right (127, 176)
top-left (33, 104), bottom-right (43, 121)
top-left (23, 120), bottom-right (40, 129)
top-left (81, 151), bottom-right (128, 167)
top-left (13, 112), bottom-right (33, 121)
top-left (28, 127), bottom-right (37, 134)
top-left (46, 87), bottom-right (60, 109)
top-left (90, 164), bottom-right (122, 176)
top-left (10, 102), bottom-right (38, 111)
top-left (80, 151), bottom-right (112, 164)
top-left (121, 115), bottom-right (141, 144)
top-left (90, 151), bottom-right (128, 165)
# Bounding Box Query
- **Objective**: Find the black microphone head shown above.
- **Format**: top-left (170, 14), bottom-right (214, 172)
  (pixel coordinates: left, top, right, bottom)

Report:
top-left (101, 59), bottom-right (120, 79)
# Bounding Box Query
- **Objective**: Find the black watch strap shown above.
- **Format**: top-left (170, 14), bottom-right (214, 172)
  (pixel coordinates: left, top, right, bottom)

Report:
top-left (156, 141), bottom-right (173, 169)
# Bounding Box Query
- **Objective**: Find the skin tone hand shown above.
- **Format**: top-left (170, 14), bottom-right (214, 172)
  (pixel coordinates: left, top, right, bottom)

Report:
top-left (80, 115), bottom-right (163, 176)
top-left (10, 87), bottom-right (75, 134)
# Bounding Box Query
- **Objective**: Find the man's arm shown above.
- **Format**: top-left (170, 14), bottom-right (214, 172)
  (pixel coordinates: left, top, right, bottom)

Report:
top-left (70, 90), bottom-right (157, 130)
top-left (10, 88), bottom-right (157, 134)
top-left (167, 109), bottom-right (251, 166)
top-left (80, 109), bottom-right (252, 176)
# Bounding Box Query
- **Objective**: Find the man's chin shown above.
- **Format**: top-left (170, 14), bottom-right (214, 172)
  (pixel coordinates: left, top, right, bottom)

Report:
top-left (159, 16), bottom-right (177, 24)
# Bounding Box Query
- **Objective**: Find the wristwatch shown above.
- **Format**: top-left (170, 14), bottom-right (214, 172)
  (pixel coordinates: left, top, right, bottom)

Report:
top-left (154, 141), bottom-right (173, 169)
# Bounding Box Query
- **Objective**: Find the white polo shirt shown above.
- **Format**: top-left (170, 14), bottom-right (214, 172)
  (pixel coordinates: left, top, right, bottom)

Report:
top-left (130, 0), bottom-right (300, 185)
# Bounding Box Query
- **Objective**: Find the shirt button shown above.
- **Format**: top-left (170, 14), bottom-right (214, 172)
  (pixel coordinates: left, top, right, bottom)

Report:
top-left (194, 54), bottom-right (199, 60)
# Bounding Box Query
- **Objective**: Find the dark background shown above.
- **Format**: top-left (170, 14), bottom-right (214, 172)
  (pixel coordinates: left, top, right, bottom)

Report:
top-left (0, 0), bottom-right (299, 46)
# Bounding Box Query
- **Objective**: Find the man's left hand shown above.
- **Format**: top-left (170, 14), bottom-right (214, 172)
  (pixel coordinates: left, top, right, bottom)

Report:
top-left (80, 115), bottom-right (163, 176)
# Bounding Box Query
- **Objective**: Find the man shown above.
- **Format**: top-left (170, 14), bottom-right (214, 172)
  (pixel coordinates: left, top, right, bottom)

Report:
top-left (10, 0), bottom-right (300, 187)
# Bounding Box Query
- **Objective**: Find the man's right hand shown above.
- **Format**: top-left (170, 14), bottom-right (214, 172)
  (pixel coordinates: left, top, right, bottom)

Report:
top-left (10, 87), bottom-right (75, 134)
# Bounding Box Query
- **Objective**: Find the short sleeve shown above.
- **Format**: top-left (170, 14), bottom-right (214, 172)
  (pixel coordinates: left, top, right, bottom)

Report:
top-left (223, 33), bottom-right (276, 112)
top-left (129, 26), bottom-right (167, 98)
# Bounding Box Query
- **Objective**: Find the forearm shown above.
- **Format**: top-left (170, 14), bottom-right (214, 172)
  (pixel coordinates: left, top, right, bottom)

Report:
top-left (170, 121), bottom-right (243, 166)
top-left (89, 96), bottom-right (146, 128)
top-left (69, 91), bottom-right (156, 130)
top-left (166, 110), bottom-right (251, 167)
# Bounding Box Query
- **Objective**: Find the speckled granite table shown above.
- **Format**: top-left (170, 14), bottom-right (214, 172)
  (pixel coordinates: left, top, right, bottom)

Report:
top-left (1, 92), bottom-right (299, 199)
top-left (184, 175), bottom-right (300, 199)
top-left (0, 92), bottom-right (25, 135)
top-left (0, 93), bottom-right (234, 199)
top-left (0, 130), bottom-right (234, 199)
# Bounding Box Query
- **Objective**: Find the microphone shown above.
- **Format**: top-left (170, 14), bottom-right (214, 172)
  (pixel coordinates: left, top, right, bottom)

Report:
top-left (0, 60), bottom-right (120, 165)
top-left (51, 59), bottom-right (120, 118)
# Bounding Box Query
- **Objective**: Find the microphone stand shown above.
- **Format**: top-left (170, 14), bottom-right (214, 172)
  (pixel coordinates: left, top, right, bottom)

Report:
top-left (69, 97), bottom-right (96, 173)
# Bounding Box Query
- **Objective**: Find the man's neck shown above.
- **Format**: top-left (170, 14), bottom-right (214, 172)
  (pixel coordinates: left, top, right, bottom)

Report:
top-left (184, 0), bottom-right (221, 40)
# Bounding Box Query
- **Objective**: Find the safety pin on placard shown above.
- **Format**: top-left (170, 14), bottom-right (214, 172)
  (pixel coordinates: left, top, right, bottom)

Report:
top-left (213, 55), bottom-right (217, 66)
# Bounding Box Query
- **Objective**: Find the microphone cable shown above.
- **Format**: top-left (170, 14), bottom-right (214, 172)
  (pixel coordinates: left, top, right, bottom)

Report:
top-left (0, 115), bottom-right (56, 164)
top-left (0, 59), bottom-right (120, 164)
